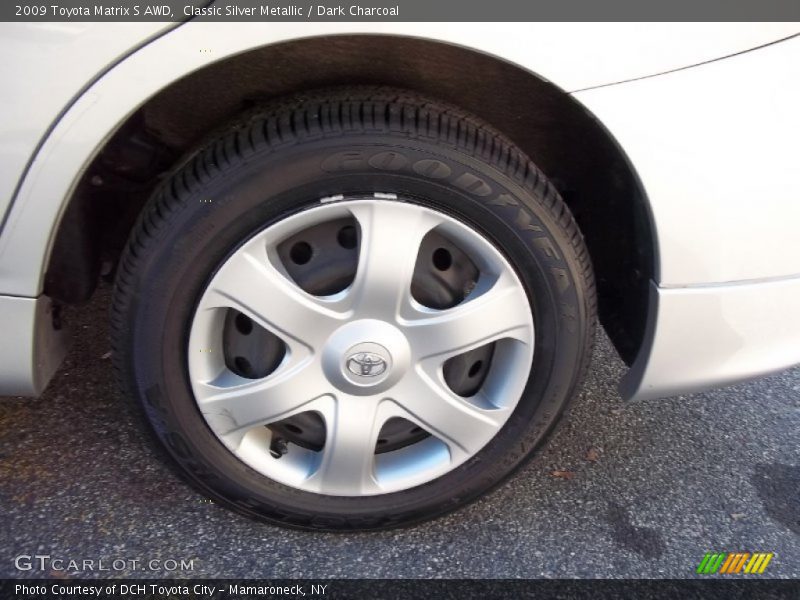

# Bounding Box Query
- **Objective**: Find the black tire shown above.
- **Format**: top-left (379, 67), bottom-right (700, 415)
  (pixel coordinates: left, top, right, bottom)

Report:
top-left (111, 88), bottom-right (596, 530)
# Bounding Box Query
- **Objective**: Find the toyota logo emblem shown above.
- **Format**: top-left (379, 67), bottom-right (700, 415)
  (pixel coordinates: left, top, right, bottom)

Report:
top-left (346, 352), bottom-right (388, 377)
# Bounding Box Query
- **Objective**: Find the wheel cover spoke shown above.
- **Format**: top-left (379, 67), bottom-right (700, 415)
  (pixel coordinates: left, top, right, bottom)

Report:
top-left (391, 373), bottom-right (506, 460)
top-left (347, 202), bottom-right (440, 319)
top-left (188, 198), bottom-right (535, 496)
top-left (201, 242), bottom-right (344, 349)
top-left (406, 272), bottom-right (533, 360)
top-left (304, 396), bottom-right (391, 495)
top-left (195, 359), bottom-right (326, 442)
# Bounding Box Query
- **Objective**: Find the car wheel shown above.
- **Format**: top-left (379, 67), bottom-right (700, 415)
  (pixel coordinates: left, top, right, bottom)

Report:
top-left (111, 88), bottom-right (596, 530)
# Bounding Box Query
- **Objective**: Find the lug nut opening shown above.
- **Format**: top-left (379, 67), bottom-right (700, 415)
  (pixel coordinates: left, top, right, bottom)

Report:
top-left (289, 241), bottom-right (313, 265)
top-left (443, 343), bottom-right (496, 397)
top-left (223, 309), bottom-right (286, 379)
top-left (235, 313), bottom-right (253, 335)
top-left (432, 247), bottom-right (452, 271)
top-left (277, 217), bottom-right (359, 295)
top-left (468, 361), bottom-right (483, 378)
top-left (234, 356), bottom-right (253, 376)
top-left (374, 418), bottom-right (430, 453)
top-left (337, 225), bottom-right (358, 249)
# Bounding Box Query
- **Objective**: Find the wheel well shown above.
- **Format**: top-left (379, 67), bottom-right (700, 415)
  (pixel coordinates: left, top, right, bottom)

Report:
top-left (44, 34), bottom-right (655, 365)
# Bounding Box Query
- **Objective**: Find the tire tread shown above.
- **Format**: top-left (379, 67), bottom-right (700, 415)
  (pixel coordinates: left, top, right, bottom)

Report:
top-left (111, 86), bottom-right (597, 531)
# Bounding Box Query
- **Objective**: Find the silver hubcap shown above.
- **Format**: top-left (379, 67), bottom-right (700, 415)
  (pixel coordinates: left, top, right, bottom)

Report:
top-left (188, 197), bottom-right (534, 496)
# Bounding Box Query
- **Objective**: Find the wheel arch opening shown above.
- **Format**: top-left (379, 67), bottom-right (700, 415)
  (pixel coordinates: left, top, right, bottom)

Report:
top-left (45, 33), bottom-right (656, 366)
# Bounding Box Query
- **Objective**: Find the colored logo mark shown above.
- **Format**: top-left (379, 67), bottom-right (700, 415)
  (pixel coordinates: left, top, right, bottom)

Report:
top-left (696, 552), bottom-right (773, 574)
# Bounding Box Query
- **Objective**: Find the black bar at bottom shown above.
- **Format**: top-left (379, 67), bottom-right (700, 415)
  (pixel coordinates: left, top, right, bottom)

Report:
top-left (1, 578), bottom-right (797, 600)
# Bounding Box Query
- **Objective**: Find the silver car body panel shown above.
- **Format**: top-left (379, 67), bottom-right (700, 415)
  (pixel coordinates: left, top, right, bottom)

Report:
top-left (0, 295), bottom-right (66, 396)
top-left (621, 278), bottom-right (800, 401)
top-left (573, 36), bottom-right (800, 286)
top-left (0, 22), bottom-right (177, 233)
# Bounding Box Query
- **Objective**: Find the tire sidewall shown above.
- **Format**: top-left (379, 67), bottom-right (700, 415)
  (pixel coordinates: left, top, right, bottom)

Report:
top-left (122, 134), bottom-right (589, 529)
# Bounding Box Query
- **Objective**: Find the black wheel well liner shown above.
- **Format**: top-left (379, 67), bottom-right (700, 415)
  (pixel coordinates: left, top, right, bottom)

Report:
top-left (45, 34), bottom-right (656, 365)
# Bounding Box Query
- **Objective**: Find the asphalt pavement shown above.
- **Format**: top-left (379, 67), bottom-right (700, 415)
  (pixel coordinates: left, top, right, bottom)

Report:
top-left (1, 284), bottom-right (798, 579)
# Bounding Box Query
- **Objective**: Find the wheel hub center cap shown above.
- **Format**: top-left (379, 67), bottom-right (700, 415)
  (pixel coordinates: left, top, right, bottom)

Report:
top-left (322, 320), bottom-right (410, 394)
top-left (344, 343), bottom-right (392, 381)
